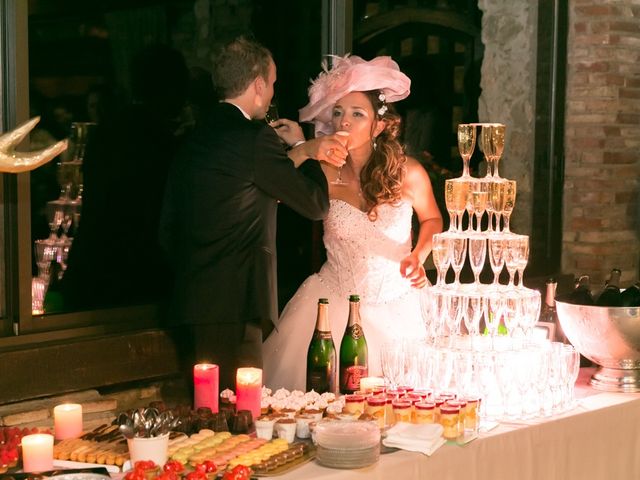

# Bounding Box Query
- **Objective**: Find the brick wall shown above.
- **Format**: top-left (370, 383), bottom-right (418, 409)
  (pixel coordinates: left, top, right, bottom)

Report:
top-left (563, 0), bottom-right (640, 287)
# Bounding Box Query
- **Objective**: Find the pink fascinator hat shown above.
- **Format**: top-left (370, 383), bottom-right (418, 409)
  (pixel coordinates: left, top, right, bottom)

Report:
top-left (299, 54), bottom-right (411, 137)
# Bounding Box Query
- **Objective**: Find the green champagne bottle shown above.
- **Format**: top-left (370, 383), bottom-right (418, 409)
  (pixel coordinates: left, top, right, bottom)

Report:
top-left (339, 294), bottom-right (368, 394)
top-left (306, 298), bottom-right (337, 393)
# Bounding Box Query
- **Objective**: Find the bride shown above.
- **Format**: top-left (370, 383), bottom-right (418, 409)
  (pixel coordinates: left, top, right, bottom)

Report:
top-left (264, 55), bottom-right (442, 391)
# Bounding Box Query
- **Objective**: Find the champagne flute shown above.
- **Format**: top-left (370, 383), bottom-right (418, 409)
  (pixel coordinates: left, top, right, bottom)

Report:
top-left (468, 235), bottom-right (487, 286)
top-left (457, 124), bottom-right (476, 178)
top-left (449, 234), bottom-right (467, 286)
top-left (488, 235), bottom-right (506, 287)
top-left (501, 180), bottom-right (517, 232)
top-left (265, 103), bottom-right (279, 124)
top-left (480, 123), bottom-right (506, 178)
top-left (331, 131), bottom-right (350, 186)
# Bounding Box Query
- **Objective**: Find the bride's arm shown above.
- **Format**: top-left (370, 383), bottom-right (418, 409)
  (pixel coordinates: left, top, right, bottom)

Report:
top-left (400, 157), bottom-right (443, 285)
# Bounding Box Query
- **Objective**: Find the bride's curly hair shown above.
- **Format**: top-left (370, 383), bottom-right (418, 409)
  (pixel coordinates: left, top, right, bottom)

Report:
top-left (360, 90), bottom-right (407, 220)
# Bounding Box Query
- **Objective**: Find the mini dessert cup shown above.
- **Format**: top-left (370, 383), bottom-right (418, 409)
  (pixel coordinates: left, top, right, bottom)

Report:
top-left (255, 416), bottom-right (276, 440)
top-left (274, 418), bottom-right (296, 443)
top-left (295, 414), bottom-right (315, 439)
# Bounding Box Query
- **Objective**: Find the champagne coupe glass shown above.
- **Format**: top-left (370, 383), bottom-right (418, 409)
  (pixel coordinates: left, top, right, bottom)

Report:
top-left (515, 236), bottom-right (530, 287)
top-left (431, 233), bottom-right (451, 286)
top-left (331, 131), bottom-right (350, 186)
top-left (501, 180), bottom-right (517, 232)
top-left (468, 235), bottom-right (487, 286)
top-left (488, 235), bottom-right (506, 287)
top-left (449, 234), bottom-right (467, 286)
top-left (470, 180), bottom-right (489, 232)
top-left (457, 124), bottom-right (476, 178)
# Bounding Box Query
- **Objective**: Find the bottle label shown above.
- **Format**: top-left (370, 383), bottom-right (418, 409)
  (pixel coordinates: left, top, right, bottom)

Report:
top-left (349, 324), bottom-right (364, 340)
top-left (314, 331), bottom-right (333, 340)
top-left (340, 365), bottom-right (368, 392)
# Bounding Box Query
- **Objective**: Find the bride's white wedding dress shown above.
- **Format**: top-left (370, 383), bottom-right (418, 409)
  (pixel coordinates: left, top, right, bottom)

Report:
top-left (263, 198), bottom-right (427, 391)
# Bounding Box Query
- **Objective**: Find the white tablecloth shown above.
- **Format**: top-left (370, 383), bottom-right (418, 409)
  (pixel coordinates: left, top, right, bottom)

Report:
top-left (277, 368), bottom-right (640, 480)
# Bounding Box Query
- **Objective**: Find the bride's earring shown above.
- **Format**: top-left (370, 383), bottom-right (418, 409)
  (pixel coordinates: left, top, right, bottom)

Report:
top-left (373, 138), bottom-right (377, 151)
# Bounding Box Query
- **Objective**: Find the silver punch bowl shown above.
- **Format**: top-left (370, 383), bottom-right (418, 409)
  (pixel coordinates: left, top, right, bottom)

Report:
top-left (556, 300), bottom-right (640, 392)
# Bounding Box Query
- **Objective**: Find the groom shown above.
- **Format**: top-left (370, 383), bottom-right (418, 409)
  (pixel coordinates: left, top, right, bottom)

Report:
top-left (160, 36), bottom-right (348, 389)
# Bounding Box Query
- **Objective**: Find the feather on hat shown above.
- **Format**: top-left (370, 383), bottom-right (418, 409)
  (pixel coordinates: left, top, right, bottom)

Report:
top-left (299, 54), bottom-right (411, 137)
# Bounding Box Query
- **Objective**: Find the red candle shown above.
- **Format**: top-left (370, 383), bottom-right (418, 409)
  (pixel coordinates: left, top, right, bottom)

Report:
top-left (194, 364), bottom-right (219, 413)
top-left (235, 367), bottom-right (262, 420)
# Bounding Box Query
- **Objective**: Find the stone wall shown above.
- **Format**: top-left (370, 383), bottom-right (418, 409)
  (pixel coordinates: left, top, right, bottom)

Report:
top-left (563, 0), bottom-right (640, 285)
top-left (477, 0), bottom-right (538, 236)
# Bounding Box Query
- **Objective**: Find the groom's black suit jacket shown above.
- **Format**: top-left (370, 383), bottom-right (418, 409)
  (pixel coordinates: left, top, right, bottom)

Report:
top-left (160, 102), bottom-right (328, 333)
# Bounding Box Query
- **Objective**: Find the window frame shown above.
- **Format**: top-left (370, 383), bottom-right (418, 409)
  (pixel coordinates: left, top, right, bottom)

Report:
top-left (0, 0), bottom-right (161, 344)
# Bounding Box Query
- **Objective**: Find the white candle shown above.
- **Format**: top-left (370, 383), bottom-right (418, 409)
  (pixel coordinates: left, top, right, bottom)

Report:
top-left (194, 363), bottom-right (219, 413)
top-left (22, 433), bottom-right (54, 472)
top-left (54, 403), bottom-right (83, 440)
top-left (360, 376), bottom-right (385, 392)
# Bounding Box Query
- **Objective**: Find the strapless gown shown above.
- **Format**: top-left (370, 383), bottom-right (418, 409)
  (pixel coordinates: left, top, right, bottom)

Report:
top-left (263, 199), bottom-right (427, 391)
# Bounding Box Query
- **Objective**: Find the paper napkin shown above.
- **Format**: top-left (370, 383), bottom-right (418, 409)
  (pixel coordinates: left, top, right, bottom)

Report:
top-left (382, 423), bottom-right (446, 456)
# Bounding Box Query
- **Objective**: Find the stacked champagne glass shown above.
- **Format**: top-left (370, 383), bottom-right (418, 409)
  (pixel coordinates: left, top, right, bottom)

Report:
top-left (381, 123), bottom-right (580, 422)
top-left (32, 122), bottom-right (93, 314)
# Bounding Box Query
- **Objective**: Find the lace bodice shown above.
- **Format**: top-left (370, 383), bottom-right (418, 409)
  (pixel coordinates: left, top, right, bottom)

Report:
top-left (317, 198), bottom-right (414, 304)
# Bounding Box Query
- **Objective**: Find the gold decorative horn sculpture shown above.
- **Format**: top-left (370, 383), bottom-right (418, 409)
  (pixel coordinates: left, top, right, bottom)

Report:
top-left (0, 116), bottom-right (68, 173)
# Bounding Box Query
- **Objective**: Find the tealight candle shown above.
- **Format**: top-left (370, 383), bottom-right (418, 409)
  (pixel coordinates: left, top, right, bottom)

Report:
top-left (194, 363), bottom-right (219, 413)
top-left (53, 403), bottom-right (83, 440)
top-left (235, 367), bottom-right (262, 421)
top-left (22, 433), bottom-right (53, 472)
top-left (360, 376), bottom-right (385, 393)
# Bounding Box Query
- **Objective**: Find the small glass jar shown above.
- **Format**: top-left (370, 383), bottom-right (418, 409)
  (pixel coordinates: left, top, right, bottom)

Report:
top-left (463, 397), bottom-right (480, 432)
top-left (439, 404), bottom-right (460, 440)
top-left (392, 400), bottom-right (412, 423)
top-left (385, 395), bottom-right (396, 427)
top-left (414, 402), bottom-right (436, 424)
top-left (433, 397), bottom-right (446, 423)
top-left (365, 396), bottom-right (387, 428)
top-left (446, 400), bottom-right (467, 436)
top-left (344, 394), bottom-right (366, 416)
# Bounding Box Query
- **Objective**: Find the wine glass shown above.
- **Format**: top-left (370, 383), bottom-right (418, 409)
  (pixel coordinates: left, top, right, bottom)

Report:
top-left (265, 103), bottom-right (279, 124)
top-left (515, 236), bottom-right (530, 287)
top-left (431, 233), bottom-right (451, 286)
top-left (457, 124), bottom-right (476, 178)
top-left (470, 180), bottom-right (489, 232)
top-left (448, 234), bottom-right (467, 286)
top-left (488, 180), bottom-right (506, 231)
top-left (488, 235), bottom-right (506, 287)
top-left (445, 179), bottom-right (469, 231)
top-left (480, 123), bottom-right (506, 178)
top-left (330, 131), bottom-right (350, 186)
top-left (468, 235), bottom-right (487, 285)
top-left (501, 180), bottom-right (517, 232)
